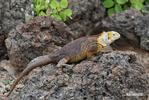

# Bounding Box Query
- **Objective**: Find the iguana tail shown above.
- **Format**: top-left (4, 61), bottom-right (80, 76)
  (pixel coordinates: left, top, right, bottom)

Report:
top-left (6, 55), bottom-right (56, 97)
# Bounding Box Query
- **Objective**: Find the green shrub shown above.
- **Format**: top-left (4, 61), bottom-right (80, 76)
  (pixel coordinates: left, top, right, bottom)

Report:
top-left (33, 0), bottom-right (72, 21)
top-left (103, 0), bottom-right (149, 16)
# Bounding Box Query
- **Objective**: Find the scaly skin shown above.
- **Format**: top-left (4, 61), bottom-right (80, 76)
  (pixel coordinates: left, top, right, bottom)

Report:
top-left (1, 31), bottom-right (120, 97)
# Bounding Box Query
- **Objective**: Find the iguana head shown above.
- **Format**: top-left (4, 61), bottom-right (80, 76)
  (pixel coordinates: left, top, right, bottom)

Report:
top-left (97, 31), bottom-right (120, 47)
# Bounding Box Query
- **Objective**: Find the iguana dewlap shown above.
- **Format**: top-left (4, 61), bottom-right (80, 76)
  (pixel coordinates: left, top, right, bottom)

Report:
top-left (2, 31), bottom-right (120, 97)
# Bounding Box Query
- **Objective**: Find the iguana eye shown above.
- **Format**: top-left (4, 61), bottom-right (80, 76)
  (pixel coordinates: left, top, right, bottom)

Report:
top-left (112, 33), bottom-right (116, 37)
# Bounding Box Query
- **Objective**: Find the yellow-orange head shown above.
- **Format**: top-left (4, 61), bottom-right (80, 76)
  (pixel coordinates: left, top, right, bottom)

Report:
top-left (97, 31), bottom-right (120, 47)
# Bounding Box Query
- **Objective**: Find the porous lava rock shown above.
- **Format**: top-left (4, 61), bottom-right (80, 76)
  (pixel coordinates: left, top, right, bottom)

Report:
top-left (9, 51), bottom-right (149, 100)
top-left (67, 0), bottom-right (105, 38)
top-left (0, 0), bottom-right (34, 61)
top-left (5, 16), bottom-right (74, 72)
top-left (135, 13), bottom-right (149, 51)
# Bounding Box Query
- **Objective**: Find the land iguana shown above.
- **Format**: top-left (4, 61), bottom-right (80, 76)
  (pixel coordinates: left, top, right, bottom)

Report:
top-left (1, 31), bottom-right (120, 97)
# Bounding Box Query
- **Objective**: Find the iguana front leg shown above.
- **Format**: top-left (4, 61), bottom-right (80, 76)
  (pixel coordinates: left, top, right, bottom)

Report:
top-left (57, 58), bottom-right (70, 67)
top-left (87, 44), bottom-right (103, 59)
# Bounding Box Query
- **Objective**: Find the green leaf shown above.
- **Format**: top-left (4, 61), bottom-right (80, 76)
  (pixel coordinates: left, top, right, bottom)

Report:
top-left (33, 0), bottom-right (72, 21)
top-left (64, 9), bottom-right (72, 19)
top-left (103, 0), bottom-right (114, 8)
top-left (38, 5), bottom-right (47, 11)
top-left (139, 0), bottom-right (145, 3)
top-left (131, 2), bottom-right (143, 10)
top-left (60, 12), bottom-right (66, 21)
top-left (55, 15), bottom-right (62, 21)
top-left (50, 0), bottom-right (59, 9)
top-left (45, 0), bottom-right (51, 4)
top-left (52, 9), bottom-right (58, 14)
top-left (114, 4), bottom-right (122, 12)
top-left (38, 0), bottom-right (43, 4)
top-left (44, 4), bottom-right (48, 9)
top-left (60, 0), bottom-right (68, 8)
top-left (39, 11), bottom-right (47, 16)
top-left (33, 0), bottom-right (37, 5)
top-left (57, 6), bottom-right (62, 11)
top-left (116, 0), bottom-right (128, 4)
top-left (107, 8), bottom-right (115, 16)
top-left (130, 0), bottom-right (144, 4)
top-left (130, 0), bottom-right (135, 3)
top-left (52, 14), bottom-right (62, 20)
top-left (35, 5), bottom-right (42, 14)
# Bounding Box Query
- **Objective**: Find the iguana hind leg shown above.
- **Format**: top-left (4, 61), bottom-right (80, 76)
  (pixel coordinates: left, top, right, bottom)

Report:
top-left (57, 58), bottom-right (70, 67)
